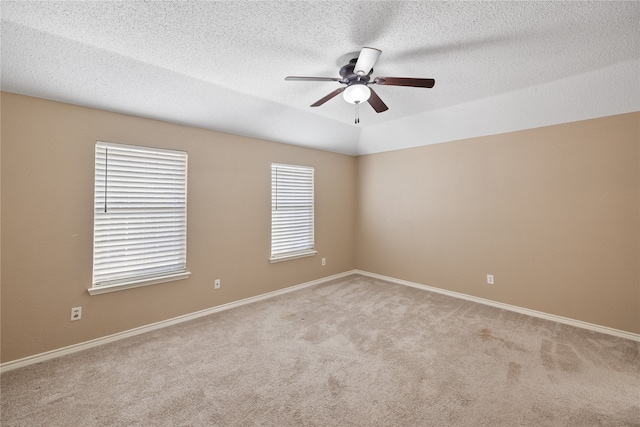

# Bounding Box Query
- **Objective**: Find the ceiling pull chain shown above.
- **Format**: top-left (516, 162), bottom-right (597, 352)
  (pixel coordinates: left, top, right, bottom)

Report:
top-left (355, 103), bottom-right (360, 124)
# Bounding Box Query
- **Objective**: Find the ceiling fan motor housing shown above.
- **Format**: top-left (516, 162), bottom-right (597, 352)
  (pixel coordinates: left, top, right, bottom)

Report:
top-left (339, 59), bottom-right (372, 85)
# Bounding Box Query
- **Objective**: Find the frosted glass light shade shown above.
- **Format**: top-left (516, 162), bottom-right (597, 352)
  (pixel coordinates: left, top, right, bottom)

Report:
top-left (343, 84), bottom-right (371, 104)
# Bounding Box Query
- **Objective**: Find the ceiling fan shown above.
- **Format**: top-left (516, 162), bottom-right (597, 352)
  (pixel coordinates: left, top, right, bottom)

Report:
top-left (285, 47), bottom-right (435, 119)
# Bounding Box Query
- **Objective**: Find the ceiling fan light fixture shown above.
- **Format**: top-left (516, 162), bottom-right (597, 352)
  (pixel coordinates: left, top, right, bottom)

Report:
top-left (343, 84), bottom-right (371, 104)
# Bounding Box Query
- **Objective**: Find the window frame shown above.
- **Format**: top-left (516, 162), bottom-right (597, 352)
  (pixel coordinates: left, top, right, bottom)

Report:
top-left (270, 163), bottom-right (317, 263)
top-left (89, 141), bottom-right (190, 295)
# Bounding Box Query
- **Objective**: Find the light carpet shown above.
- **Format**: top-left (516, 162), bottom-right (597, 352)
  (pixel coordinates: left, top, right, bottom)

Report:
top-left (2, 274), bottom-right (639, 426)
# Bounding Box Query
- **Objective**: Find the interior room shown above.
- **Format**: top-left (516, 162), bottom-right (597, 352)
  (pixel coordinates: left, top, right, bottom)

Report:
top-left (1, 2), bottom-right (639, 425)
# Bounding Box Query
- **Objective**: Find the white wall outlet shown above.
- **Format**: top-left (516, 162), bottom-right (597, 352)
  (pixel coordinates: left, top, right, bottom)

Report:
top-left (214, 279), bottom-right (221, 289)
top-left (71, 307), bottom-right (82, 321)
top-left (322, 258), bottom-right (326, 266)
top-left (487, 274), bottom-right (495, 285)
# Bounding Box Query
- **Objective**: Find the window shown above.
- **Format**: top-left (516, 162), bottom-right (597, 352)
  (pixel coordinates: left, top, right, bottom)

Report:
top-left (89, 141), bottom-right (189, 295)
top-left (270, 163), bottom-right (316, 262)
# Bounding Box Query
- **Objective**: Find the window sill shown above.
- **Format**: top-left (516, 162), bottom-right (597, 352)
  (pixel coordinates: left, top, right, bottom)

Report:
top-left (269, 250), bottom-right (317, 263)
top-left (88, 271), bottom-right (191, 295)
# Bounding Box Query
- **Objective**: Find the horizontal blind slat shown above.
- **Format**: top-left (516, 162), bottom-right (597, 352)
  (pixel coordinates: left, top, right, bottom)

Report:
top-left (271, 163), bottom-right (314, 258)
top-left (92, 141), bottom-right (188, 286)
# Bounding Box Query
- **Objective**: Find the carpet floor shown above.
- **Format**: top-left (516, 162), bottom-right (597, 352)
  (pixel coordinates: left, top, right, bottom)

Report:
top-left (2, 274), bottom-right (639, 426)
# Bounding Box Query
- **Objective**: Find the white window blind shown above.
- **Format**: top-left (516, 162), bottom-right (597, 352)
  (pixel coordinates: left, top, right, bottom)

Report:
top-left (91, 141), bottom-right (189, 293)
top-left (270, 163), bottom-right (316, 262)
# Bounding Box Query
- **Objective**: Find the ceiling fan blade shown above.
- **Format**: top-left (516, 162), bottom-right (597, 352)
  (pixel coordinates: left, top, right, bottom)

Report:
top-left (374, 77), bottom-right (435, 88)
top-left (285, 76), bottom-right (342, 82)
top-left (367, 88), bottom-right (388, 113)
top-left (354, 47), bottom-right (382, 76)
top-left (311, 87), bottom-right (346, 107)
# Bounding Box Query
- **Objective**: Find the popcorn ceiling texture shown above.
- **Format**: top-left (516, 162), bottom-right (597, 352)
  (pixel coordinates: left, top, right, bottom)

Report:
top-left (2, 1), bottom-right (639, 155)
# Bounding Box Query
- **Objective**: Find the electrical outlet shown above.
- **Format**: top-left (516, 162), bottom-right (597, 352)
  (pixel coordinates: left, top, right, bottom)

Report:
top-left (214, 279), bottom-right (221, 289)
top-left (71, 307), bottom-right (82, 321)
top-left (322, 258), bottom-right (326, 266)
top-left (487, 274), bottom-right (495, 285)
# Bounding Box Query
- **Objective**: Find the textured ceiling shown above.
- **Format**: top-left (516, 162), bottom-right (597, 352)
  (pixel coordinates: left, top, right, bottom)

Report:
top-left (2, 1), bottom-right (639, 155)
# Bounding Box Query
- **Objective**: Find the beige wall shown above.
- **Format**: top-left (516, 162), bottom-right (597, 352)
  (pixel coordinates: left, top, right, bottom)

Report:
top-left (1, 93), bottom-right (357, 363)
top-left (356, 113), bottom-right (640, 334)
top-left (2, 92), bottom-right (638, 364)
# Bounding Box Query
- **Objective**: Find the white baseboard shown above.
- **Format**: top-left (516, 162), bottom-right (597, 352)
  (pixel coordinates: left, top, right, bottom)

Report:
top-left (355, 270), bottom-right (640, 343)
top-left (0, 270), bottom-right (357, 373)
top-left (3, 269), bottom-right (636, 373)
